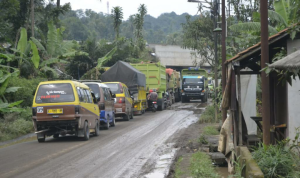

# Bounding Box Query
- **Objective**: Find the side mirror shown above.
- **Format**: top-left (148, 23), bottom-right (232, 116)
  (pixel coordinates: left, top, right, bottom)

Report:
top-left (112, 94), bottom-right (116, 98)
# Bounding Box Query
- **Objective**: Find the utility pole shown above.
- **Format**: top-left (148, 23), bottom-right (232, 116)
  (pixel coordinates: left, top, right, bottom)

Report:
top-left (221, 0), bottom-right (226, 123)
top-left (260, 0), bottom-right (270, 145)
top-left (213, 0), bottom-right (218, 123)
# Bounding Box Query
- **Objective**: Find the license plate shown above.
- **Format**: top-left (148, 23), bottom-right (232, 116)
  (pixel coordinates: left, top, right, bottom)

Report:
top-left (116, 108), bottom-right (122, 113)
top-left (47, 109), bottom-right (63, 114)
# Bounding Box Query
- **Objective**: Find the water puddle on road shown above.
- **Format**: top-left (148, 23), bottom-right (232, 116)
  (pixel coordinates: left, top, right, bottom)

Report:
top-left (143, 144), bottom-right (178, 178)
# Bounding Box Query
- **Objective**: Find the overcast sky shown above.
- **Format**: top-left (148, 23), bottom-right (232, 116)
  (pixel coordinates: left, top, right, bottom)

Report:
top-left (60, 0), bottom-right (200, 19)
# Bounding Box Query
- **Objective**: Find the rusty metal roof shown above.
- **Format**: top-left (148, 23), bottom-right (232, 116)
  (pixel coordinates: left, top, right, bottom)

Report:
top-left (269, 49), bottom-right (300, 70)
top-left (225, 28), bottom-right (290, 64)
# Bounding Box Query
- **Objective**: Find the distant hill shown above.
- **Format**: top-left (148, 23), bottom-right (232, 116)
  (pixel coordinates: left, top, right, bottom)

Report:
top-left (60, 10), bottom-right (197, 44)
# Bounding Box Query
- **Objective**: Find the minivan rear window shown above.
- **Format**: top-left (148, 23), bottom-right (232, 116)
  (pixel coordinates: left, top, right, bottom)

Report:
top-left (35, 83), bottom-right (75, 103)
top-left (85, 84), bottom-right (101, 100)
top-left (105, 83), bottom-right (121, 94)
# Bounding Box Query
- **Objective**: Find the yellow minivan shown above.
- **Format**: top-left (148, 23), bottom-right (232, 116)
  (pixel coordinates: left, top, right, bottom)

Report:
top-left (32, 80), bottom-right (100, 142)
top-left (104, 82), bottom-right (134, 121)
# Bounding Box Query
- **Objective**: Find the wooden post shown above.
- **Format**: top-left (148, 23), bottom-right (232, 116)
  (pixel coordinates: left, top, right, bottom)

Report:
top-left (260, 0), bottom-right (271, 145)
top-left (237, 67), bottom-right (243, 145)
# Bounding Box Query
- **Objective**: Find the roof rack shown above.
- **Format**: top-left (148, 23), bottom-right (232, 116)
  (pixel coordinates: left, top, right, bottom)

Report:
top-left (78, 80), bottom-right (102, 83)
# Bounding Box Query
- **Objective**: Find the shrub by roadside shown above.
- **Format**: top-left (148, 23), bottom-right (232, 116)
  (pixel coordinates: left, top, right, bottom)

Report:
top-left (203, 126), bottom-right (219, 135)
top-left (0, 107), bottom-right (33, 142)
top-left (199, 105), bottom-right (221, 123)
top-left (252, 141), bottom-right (300, 178)
top-left (6, 77), bottom-right (46, 108)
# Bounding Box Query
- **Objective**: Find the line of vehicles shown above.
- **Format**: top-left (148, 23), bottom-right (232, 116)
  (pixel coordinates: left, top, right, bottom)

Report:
top-left (31, 61), bottom-right (211, 142)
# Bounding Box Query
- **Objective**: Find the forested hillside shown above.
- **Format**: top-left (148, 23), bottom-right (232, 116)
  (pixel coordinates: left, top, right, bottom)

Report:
top-left (60, 10), bottom-right (197, 44)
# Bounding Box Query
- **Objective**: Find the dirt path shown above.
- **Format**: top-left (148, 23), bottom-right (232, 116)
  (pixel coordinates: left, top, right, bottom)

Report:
top-left (0, 101), bottom-right (205, 178)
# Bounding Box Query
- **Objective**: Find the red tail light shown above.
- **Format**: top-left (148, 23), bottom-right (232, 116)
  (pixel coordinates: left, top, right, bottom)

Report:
top-left (153, 101), bottom-right (157, 104)
top-left (117, 97), bottom-right (125, 103)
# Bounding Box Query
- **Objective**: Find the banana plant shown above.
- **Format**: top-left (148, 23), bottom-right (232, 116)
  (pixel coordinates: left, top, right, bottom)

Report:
top-left (0, 66), bottom-right (24, 113)
top-left (30, 22), bottom-right (88, 75)
top-left (230, 0), bottom-right (300, 35)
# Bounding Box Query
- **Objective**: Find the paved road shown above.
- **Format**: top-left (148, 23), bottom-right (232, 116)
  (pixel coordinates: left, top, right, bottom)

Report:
top-left (0, 102), bottom-right (203, 178)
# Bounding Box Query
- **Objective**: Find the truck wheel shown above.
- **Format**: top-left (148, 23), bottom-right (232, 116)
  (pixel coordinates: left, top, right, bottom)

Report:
top-left (110, 114), bottom-right (116, 127)
top-left (181, 96), bottom-right (185, 103)
top-left (201, 96), bottom-right (205, 103)
top-left (158, 101), bottom-right (164, 111)
top-left (83, 121), bottom-right (90, 141)
top-left (123, 114), bottom-right (130, 121)
top-left (130, 111), bottom-right (134, 119)
top-left (53, 134), bottom-right (59, 138)
top-left (94, 122), bottom-right (100, 136)
top-left (37, 134), bottom-right (45, 143)
top-left (104, 118), bottom-right (110, 130)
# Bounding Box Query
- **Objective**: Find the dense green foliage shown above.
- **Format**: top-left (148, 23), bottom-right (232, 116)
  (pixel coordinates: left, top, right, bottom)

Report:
top-left (59, 9), bottom-right (196, 44)
top-left (252, 141), bottom-right (300, 178)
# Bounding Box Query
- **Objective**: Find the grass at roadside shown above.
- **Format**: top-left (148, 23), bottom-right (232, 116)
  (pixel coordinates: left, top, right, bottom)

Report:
top-left (252, 140), bottom-right (300, 178)
top-left (190, 151), bottom-right (219, 178)
top-left (203, 126), bottom-right (219, 135)
top-left (174, 157), bottom-right (184, 178)
top-left (199, 105), bottom-right (221, 123)
top-left (0, 107), bottom-right (34, 142)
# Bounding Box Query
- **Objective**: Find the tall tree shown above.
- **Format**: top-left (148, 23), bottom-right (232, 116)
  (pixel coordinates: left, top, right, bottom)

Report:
top-left (133, 4), bottom-right (147, 52)
top-left (111, 6), bottom-right (123, 39)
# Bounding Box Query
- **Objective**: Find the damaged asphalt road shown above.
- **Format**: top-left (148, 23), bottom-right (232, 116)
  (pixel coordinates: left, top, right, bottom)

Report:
top-left (0, 101), bottom-right (207, 178)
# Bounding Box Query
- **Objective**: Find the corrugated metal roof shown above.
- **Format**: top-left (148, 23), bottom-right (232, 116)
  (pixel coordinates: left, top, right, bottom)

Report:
top-left (269, 49), bottom-right (300, 70)
top-left (225, 28), bottom-right (290, 64)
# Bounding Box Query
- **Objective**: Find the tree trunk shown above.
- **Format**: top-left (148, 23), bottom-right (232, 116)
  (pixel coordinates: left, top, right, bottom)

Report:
top-left (31, 0), bottom-right (34, 37)
top-left (57, 0), bottom-right (60, 7)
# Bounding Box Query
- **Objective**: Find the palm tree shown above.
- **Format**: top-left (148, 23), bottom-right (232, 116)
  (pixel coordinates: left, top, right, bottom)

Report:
top-left (133, 4), bottom-right (147, 51)
top-left (111, 6), bottom-right (123, 39)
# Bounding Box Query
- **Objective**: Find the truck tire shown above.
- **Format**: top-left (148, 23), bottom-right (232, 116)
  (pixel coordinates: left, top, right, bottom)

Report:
top-left (181, 96), bottom-right (185, 103)
top-left (83, 121), bottom-right (90, 141)
top-left (123, 114), bottom-right (130, 121)
top-left (110, 114), bottom-right (116, 127)
top-left (37, 134), bottom-right (45, 143)
top-left (104, 118), bottom-right (110, 130)
top-left (157, 99), bottom-right (163, 111)
top-left (130, 111), bottom-right (134, 119)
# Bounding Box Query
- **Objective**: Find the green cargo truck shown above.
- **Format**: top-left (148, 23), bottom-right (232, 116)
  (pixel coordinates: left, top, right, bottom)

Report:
top-left (131, 62), bottom-right (167, 111)
top-left (181, 68), bottom-right (208, 103)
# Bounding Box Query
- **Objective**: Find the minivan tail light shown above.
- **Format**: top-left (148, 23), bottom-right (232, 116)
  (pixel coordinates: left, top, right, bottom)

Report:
top-left (118, 97), bottom-right (125, 103)
top-left (75, 105), bottom-right (80, 114)
top-left (32, 107), bottom-right (37, 116)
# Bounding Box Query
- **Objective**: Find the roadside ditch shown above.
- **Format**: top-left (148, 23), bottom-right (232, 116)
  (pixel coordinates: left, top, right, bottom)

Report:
top-left (140, 101), bottom-right (228, 178)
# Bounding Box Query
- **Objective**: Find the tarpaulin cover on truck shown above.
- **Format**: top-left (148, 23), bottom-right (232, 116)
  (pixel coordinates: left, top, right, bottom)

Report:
top-left (101, 61), bottom-right (146, 89)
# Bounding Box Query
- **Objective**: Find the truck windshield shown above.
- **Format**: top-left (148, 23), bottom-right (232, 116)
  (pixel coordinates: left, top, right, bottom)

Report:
top-left (35, 83), bottom-right (75, 103)
top-left (85, 84), bottom-right (101, 100)
top-left (183, 78), bottom-right (203, 84)
top-left (105, 83), bottom-right (121, 94)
